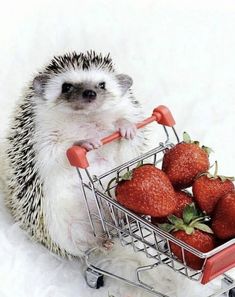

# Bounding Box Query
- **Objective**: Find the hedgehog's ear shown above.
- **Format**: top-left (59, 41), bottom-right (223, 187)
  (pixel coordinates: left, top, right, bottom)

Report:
top-left (33, 74), bottom-right (49, 96)
top-left (116, 74), bottom-right (133, 96)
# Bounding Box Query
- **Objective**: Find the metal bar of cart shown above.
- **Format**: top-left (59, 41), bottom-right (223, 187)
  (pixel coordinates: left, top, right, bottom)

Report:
top-left (84, 248), bottom-right (171, 297)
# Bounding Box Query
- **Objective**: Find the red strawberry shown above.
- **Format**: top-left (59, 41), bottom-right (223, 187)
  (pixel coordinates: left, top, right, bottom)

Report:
top-left (211, 192), bottom-right (235, 240)
top-left (162, 132), bottom-right (210, 189)
top-left (173, 190), bottom-right (193, 218)
top-left (170, 230), bottom-right (215, 270)
top-left (193, 162), bottom-right (234, 214)
top-left (159, 203), bottom-right (216, 270)
top-left (151, 190), bottom-right (193, 224)
top-left (115, 164), bottom-right (177, 217)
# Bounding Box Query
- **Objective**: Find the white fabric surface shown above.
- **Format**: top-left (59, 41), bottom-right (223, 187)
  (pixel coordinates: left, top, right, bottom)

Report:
top-left (0, 1), bottom-right (235, 296)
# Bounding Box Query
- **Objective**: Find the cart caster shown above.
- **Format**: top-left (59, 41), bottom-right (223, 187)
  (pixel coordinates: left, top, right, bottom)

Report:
top-left (222, 276), bottom-right (235, 297)
top-left (229, 288), bottom-right (235, 297)
top-left (85, 268), bottom-right (104, 289)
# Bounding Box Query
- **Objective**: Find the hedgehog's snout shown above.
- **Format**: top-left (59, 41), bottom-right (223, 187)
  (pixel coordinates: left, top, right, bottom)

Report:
top-left (82, 89), bottom-right (97, 101)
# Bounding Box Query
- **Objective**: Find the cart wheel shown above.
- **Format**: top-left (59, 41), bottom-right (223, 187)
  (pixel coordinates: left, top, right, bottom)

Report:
top-left (85, 268), bottom-right (104, 289)
top-left (229, 288), bottom-right (235, 297)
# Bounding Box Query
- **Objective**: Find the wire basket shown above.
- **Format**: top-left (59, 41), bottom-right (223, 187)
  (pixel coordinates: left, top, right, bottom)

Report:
top-left (67, 106), bottom-right (235, 297)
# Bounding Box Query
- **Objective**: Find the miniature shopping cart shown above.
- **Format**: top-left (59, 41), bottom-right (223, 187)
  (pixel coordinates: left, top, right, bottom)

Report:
top-left (67, 106), bottom-right (235, 297)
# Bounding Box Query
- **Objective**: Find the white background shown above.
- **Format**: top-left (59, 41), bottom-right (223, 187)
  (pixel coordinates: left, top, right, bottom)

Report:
top-left (0, 1), bottom-right (235, 296)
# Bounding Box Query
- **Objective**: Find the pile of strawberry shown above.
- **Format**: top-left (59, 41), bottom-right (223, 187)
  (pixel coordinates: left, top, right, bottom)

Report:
top-left (109, 132), bottom-right (235, 270)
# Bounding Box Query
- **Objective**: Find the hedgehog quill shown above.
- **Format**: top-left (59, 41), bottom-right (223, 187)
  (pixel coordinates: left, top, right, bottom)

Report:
top-left (3, 51), bottom-right (146, 257)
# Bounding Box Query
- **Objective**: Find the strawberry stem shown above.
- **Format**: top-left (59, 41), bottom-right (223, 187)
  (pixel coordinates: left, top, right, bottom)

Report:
top-left (105, 163), bottom-right (146, 197)
top-left (205, 161), bottom-right (234, 182)
top-left (214, 161), bottom-right (218, 177)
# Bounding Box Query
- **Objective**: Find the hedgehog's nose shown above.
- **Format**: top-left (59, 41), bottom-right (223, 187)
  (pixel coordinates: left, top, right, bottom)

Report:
top-left (82, 90), bottom-right (97, 100)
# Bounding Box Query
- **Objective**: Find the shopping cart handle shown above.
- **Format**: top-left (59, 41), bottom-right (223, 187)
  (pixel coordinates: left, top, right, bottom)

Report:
top-left (66, 105), bottom-right (175, 168)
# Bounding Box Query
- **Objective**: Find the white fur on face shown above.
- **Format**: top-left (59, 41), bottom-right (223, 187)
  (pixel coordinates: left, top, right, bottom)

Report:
top-left (43, 68), bottom-right (123, 112)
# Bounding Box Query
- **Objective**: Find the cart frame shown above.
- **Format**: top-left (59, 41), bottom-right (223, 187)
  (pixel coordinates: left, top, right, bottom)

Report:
top-left (67, 106), bottom-right (235, 297)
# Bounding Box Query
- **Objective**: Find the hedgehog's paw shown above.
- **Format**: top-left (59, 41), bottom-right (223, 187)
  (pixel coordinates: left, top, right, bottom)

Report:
top-left (74, 138), bottom-right (102, 151)
top-left (115, 119), bottom-right (137, 140)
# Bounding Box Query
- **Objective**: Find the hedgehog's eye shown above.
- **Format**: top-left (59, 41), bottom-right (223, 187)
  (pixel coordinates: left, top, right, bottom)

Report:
top-left (98, 82), bottom-right (106, 90)
top-left (62, 83), bottom-right (74, 93)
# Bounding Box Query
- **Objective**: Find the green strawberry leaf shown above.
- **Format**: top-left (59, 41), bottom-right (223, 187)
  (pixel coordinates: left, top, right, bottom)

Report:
top-left (218, 175), bottom-right (235, 182)
top-left (168, 215), bottom-right (184, 226)
top-left (193, 140), bottom-right (200, 146)
top-left (135, 161), bottom-right (143, 168)
top-left (183, 132), bottom-right (191, 144)
top-left (183, 203), bottom-right (199, 224)
top-left (202, 145), bottom-right (214, 155)
top-left (158, 223), bottom-right (175, 233)
top-left (163, 204), bottom-right (213, 236)
top-left (193, 222), bottom-right (214, 234)
top-left (120, 171), bottom-right (133, 181)
top-left (195, 172), bottom-right (209, 179)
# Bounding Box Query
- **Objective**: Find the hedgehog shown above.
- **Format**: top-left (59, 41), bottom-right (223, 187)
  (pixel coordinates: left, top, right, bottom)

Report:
top-left (3, 50), bottom-right (146, 258)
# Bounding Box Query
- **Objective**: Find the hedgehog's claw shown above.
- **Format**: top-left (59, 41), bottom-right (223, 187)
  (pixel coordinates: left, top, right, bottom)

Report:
top-left (115, 119), bottom-right (137, 140)
top-left (75, 138), bottom-right (102, 151)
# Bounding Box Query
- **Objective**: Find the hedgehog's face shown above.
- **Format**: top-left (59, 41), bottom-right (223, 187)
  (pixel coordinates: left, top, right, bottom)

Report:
top-left (33, 69), bottom-right (133, 113)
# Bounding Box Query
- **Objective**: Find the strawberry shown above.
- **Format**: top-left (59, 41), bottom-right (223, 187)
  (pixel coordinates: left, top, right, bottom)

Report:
top-left (211, 192), bottom-right (235, 240)
top-left (151, 190), bottom-right (193, 224)
top-left (170, 230), bottom-right (215, 270)
top-left (173, 190), bottom-right (193, 218)
top-left (193, 162), bottom-right (234, 214)
top-left (114, 164), bottom-right (177, 217)
top-left (162, 132), bottom-right (211, 189)
top-left (159, 203), bottom-right (216, 270)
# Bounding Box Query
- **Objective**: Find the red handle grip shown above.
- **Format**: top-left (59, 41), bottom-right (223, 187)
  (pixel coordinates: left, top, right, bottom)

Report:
top-left (201, 243), bottom-right (235, 284)
top-left (66, 105), bottom-right (175, 168)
